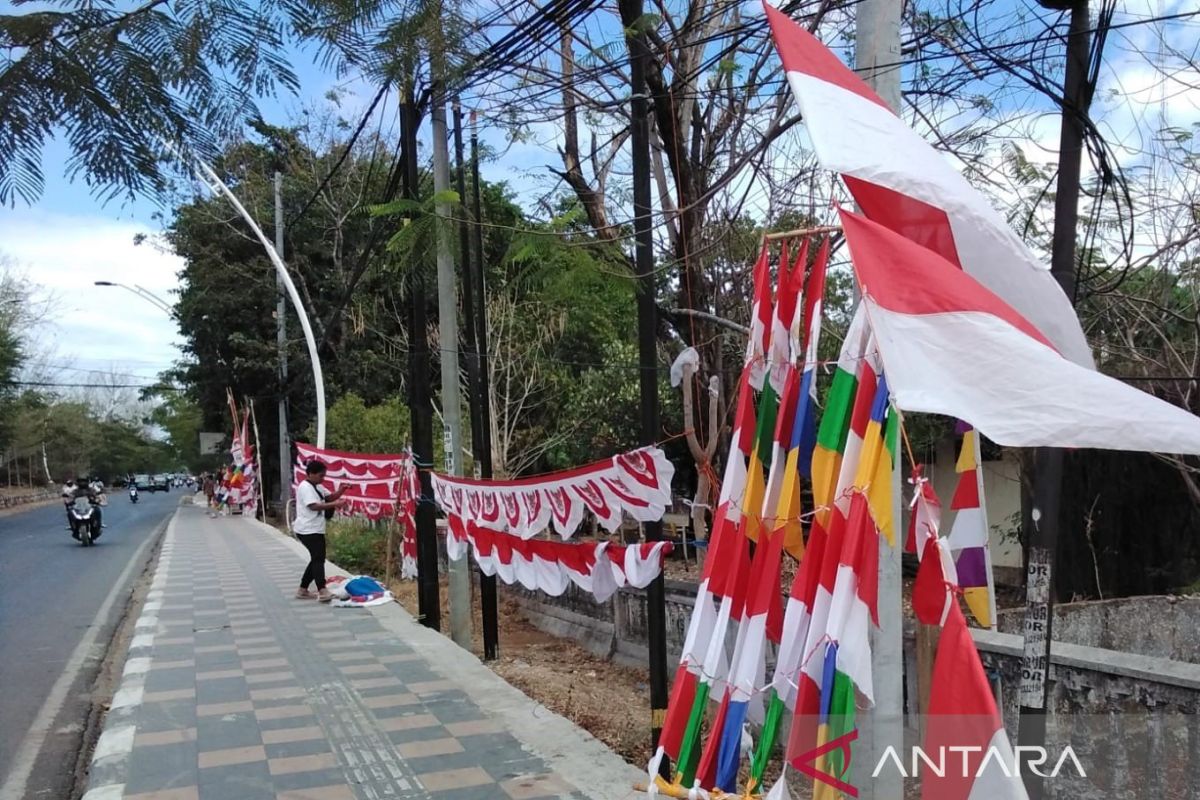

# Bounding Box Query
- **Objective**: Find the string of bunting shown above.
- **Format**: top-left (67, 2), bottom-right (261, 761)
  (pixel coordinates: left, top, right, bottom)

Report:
top-left (429, 446), bottom-right (678, 601)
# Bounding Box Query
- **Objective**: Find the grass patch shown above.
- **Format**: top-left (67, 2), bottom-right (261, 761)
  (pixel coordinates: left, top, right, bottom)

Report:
top-left (325, 518), bottom-right (390, 576)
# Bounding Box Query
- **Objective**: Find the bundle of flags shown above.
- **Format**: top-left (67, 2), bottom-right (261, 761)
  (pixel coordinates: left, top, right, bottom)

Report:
top-left (643, 3), bottom-right (1200, 797)
top-left (651, 234), bottom-right (848, 796)
top-left (226, 390), bottom-right (258, 515)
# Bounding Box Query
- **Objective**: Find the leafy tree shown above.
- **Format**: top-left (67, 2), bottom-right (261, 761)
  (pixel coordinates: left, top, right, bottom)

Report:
top-left (0, 0), bottom-right (398, 203)
top-left (146, 391), bottom-right (209, 472)
top-left (318, 392), bottom-right (411, 454)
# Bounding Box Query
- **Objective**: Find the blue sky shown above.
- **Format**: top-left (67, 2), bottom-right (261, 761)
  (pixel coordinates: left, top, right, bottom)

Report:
top-left (5, 0), bottom-right (1196, 396)
top-left (4, 39), bottom-right (357, 388)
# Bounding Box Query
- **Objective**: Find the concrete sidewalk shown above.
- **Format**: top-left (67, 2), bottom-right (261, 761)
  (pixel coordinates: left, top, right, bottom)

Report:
top-left (84, 503), bottom-right (645, 800)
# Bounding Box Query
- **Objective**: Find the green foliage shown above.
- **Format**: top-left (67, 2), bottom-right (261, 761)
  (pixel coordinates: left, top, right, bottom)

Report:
top-left (0, 0), bottom-right (401, 204)
top-left (6, 392), bottom-right (172, 485)
top-left (313, 392), bottom-right (414, 454)
top-left (146, 391), bottom-right (210, 471)
top-left (325, 518), bottom-right (388, 575)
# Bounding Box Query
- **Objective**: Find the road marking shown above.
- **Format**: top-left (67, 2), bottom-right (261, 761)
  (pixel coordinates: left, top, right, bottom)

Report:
top-left (0, 513), bottom-right (171, 800)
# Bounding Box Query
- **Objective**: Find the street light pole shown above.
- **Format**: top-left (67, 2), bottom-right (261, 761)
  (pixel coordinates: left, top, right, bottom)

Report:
top-left (191, 159), bottom-right (327, 449)
top-left (275, 171), bottom-right (291, 510)
top-left (93, 281), bottom-right (175, 317)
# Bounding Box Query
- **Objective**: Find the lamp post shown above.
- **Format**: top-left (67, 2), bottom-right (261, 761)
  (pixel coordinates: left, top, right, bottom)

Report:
top-left (93, 281), bottom-right (176, 317)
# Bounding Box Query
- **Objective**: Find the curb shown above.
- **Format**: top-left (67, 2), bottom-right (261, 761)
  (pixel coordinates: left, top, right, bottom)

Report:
top-left (81, 514), bottom-right (178, 800)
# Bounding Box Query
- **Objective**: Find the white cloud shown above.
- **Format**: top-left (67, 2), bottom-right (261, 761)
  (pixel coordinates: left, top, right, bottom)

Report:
top-left (0, 209), bottom-right (184, 383)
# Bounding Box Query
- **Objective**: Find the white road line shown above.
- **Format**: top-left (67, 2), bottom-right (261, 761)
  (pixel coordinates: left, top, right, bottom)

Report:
top-left (0, 513), bottom-right (173, 800)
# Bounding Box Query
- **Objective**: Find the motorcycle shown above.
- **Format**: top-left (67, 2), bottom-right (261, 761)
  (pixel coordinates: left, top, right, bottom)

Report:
top-left (68, 496), bottom-right (101, 546)
top-left (129, 484), bottom-right (139, 503)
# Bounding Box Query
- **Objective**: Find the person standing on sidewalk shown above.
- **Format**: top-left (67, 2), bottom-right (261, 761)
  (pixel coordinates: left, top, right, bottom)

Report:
top-left (293, 460), bottom-right (347, 602)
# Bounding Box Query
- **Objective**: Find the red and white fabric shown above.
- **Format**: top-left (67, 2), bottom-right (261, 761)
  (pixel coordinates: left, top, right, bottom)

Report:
top-left (293, 442), bottom-right (420, 579)
top-left (446, 516), bottom-right (673, 603)
top-left (838, 207), bottom-right (1200, 454)
top-left (430, 447), bottom-right (674, 539)
top-left (764, 1), bottom-right (1091, 368)
top-left (293, 442), bottom-right (410, 521)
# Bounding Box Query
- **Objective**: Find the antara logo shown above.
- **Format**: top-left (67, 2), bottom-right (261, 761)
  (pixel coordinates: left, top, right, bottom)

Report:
top-left (796, 730), bottom-right (860, 798)
top-left (795, 731), bottom-right (1086, 795)
top-left (870, 745), bottom-right (1087, 779)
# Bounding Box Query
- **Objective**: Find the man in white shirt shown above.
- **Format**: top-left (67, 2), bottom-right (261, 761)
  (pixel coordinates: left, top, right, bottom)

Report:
top-left (293, 460), bottom-right (348, 601)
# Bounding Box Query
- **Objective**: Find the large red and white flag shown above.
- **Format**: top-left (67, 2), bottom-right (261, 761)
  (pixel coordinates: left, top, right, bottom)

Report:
top-left (922, 602), bottom-right (1028, 800)
top-left (839, 208), bottom-right (1200, 454)
top-left (763, 2), bottom-right (1092, 368)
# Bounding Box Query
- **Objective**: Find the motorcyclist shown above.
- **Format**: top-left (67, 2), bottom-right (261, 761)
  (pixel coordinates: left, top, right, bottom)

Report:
top-left (89, 476), bottom-right (107, 528)
top-left (62, 478), bottom-right (102, 539)
top-left (61, 477), bottom-right (78, 531)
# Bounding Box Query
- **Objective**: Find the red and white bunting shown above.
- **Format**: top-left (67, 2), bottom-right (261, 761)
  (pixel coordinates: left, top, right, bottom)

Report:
top-left (446, 516), bottom-right (673, 603)
top-left (294, 442), bottom-right (420, 578)
top-left (430, 447), bottom-right (675, 539)
top-left (293, 442), bottom-right (410, 522)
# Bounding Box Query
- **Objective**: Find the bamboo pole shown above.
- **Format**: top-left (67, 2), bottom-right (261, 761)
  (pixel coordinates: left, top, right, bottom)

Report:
top-left (762, 224), bottom-right (841, 243)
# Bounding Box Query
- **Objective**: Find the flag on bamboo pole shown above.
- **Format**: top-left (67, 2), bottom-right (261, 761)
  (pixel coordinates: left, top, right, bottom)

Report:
top-left (922, 602), bottom-right (1029, 800)
top-left (796, 237), bottom-right (830, 479)
top-left (690, 526), bottom-right (753, 790)
top-left (712, 368), bottom-right (799, 791)
top-left (747, 242), bottom-right (774, 391)
top-left (910, 473), bottom-right (959, 626)
top-left (653, 367), bottom-right (758, 786)
top-left (837, 197), bottom-right (1200, 453)
top-left (810, 306), bottom-right (870, 524)
top-left (763, 0), bottom-right (1092, 368)
top-left (655, 244), bottom-right (776, 787)
top-left (946, 427), bottom-right (996, 628)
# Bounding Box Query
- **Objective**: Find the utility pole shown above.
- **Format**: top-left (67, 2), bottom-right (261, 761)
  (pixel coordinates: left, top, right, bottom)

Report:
top-left (619, 0), bottom-right (669, 772)
top-left (274, 171), bottom-right (290, 510)
top-left (856, 0), bottom-right (903, 797)
top-left (456, 101), bottom-right (500, 660)
top-left (469, 111), bottom-right (500, 661)
top-left (1019, 4), bottom-right (1091, 798)
top-left (432, 86), bottom-right (472, 649)
top-left (404, 85), bottom-right (441, 632)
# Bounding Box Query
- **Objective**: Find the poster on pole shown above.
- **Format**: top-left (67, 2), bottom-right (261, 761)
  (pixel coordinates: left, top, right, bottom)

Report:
top-left (198, 432), bottom-right (225, 455)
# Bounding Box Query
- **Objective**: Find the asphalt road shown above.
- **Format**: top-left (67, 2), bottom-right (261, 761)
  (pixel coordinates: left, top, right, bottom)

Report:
top-left (0, 488), bottom-right (179, 800)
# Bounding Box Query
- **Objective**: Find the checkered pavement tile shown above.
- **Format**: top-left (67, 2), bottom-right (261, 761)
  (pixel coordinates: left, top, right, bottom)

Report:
top-left (108, 507), bottom-right (591, 800)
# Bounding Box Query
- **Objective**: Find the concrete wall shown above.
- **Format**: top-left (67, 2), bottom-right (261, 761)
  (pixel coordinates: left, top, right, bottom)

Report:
top-left (997, 595), bottom-right (1200, 663)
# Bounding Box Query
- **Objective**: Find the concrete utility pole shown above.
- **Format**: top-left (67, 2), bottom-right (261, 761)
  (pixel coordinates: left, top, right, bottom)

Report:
top-left (620, 0), bottom-right (670, 773)
top-left (432, 88), bottom-right (472, 649)
top-left (274, 172), bottom-right (291, 508)
top-left (856, 0), bottom-right (903, 797)
top-left (1019, 3), bottom-right (1092, 798)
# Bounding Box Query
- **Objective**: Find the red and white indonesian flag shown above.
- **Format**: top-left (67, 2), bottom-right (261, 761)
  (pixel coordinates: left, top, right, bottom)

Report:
top-left (922, 602), bottom-right (1028, 800)
top-left (764, 2), bottom-right (1092, 368)
top-left (840, 208), bottom-right (1200, 454)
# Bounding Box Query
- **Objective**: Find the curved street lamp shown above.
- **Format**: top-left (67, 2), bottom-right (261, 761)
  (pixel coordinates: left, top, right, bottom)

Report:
top-left (93, 281), bottom-right (176, 317)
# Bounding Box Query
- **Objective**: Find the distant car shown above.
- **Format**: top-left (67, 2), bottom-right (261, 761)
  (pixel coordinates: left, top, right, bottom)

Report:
top-left (149, 474), bottom-right (170, 492)
top-left (133, 474), bottom-right (152, 490)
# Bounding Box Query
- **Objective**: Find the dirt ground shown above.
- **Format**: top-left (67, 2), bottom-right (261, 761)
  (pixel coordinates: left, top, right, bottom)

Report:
top-left (390, 577), bottom-right (654, 765)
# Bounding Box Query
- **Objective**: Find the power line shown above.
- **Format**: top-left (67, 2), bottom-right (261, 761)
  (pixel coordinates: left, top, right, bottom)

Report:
top-left (6, 380), bottom-right (181, 390)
